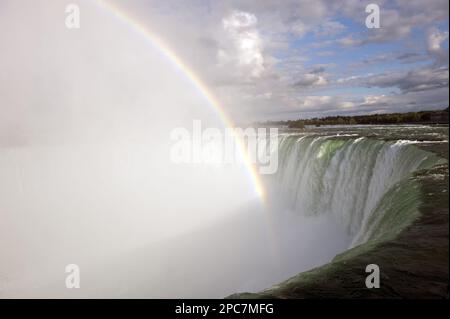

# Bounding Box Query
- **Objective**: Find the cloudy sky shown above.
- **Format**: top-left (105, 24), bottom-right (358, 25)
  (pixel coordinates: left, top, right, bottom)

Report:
top-left (112, 0), bottom-right (449, 120)
top-left (0, 0), bottom-right (448, 125)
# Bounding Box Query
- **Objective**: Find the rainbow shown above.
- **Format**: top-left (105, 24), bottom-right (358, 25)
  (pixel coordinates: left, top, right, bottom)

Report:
top-left (95, 0), bottom-right (266, 200)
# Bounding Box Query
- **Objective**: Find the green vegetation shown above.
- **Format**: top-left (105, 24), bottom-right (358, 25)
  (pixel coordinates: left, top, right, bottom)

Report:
top-left (263, 108), bottom-right (449, 128)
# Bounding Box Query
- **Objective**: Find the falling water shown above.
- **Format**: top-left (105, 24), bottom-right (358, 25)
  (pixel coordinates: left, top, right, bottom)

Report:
top-left (267, 134), bottom-right (445, 247)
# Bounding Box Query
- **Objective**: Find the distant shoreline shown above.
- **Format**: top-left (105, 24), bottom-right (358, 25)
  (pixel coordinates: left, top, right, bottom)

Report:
top-left (259, 108), bottom-right (449, 128)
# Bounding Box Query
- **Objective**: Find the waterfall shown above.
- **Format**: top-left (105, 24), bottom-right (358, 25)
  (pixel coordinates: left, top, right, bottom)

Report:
top-left (266, 135), bottom-right (445, 247)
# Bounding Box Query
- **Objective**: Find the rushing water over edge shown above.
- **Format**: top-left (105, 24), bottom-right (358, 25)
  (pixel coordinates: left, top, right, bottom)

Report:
top-left (265, 134), bottom-right (446, 247)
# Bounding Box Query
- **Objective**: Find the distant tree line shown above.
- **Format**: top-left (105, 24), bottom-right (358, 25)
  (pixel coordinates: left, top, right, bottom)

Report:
top-left (263, 107), bottom-right (449, 129)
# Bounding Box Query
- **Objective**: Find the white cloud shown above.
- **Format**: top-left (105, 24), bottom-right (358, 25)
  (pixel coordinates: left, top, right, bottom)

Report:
top-left (291, 20), bottom-right (310, 38)
top-left (337, 74), bottom-right (370, 84)
top-left (365, 67), bottom-right (449, 93)
top-left (219, 11), bottom-right (265, 78)
top-left (294, 73), bottom-right (328, 87)
top-left (361, 95), bottom-right (387, 106)
top-left (428, 28), bottom-right (448, 51)
top-left (302, 96), bottom-right (332, 109)
top-left (427, 27), bottom-right (449, 65)
top-left (315, 20), bottom-right (346, 37)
